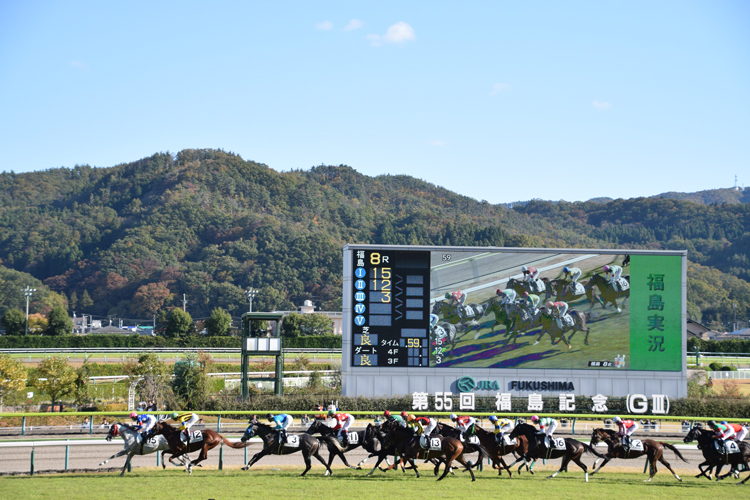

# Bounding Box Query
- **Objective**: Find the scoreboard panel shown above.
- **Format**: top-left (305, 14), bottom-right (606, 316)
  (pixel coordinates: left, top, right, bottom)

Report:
top-left (352, 249), bottom-right (431, 367)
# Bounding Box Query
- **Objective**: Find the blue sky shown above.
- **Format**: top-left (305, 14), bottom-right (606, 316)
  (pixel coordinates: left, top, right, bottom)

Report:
top-left (1, 1), bottom-right (748, 203)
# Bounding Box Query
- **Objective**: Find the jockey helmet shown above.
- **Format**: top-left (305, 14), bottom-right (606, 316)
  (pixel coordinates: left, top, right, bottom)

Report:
top-left (129, 412), bottom-right (138, 419)
top-left (707, 420), bottom-right (717, 428)
top-left (496, 289), bottom-right (503, 295)
top-left (489, 415), bottom-right (498, 422)
top-left (314, 405), bottom-right (324, 411)
top-left (450, 413), bottom-right (458, 421)
top-left (328, 409), bottom-right (336, 417)
top-left (563, 267), bottom-right (570, 273)
top-left (603, 265), bottom-right (610, 272)
top-left (546, 301), bottom-right (554, 309)
top-left (531, 415), bottom-right (539, 423)
top-left (383, 410), bottom-right (391, 417)
top-left (407, 414), bottom-right (416, 422)
top-left (266, 413), bottom-right (274, 421)
top-left (430, 314), bottom-right (439, 326)
top-left (521, 265), bottom-right (528, 273)
top-left (400, 411), bottom-right (408, 418)
top-left (613, 416), bottom-right (622, 423)
top-left (444, 292), bottom-right (451, 299)
top-left (721, 421), bottom-right (728, 425)
top-left (171, 412), bottom-right (179, 420)
top-left (522, 291), bottom-right (529, 297)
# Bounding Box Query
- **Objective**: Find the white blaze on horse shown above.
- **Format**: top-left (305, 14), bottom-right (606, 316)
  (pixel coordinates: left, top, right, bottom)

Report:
top-left (99, 422), bottom-right (188, 475)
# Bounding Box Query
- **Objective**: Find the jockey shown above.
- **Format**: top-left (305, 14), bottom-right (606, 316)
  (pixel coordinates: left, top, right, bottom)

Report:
top-left (531, 415), bottom-right (558, 441)
top-left (489, 415), bottom-right (513, 440)
top-left (722, 421), bottom-right (749, 442)
top-left (563, 266), bottom-right (582, 283)
top-left (498, 288), bottom-right (517, 306)
top-left (603, 264), bottom-right (623, 290)
top-left (383, 410), bottom-right (404, 427)
top-left (613, 416), bottom-right (639, 449)
top-left (546, 301), bottom-right (570, 329)
top-left (267, 413), bottom-right (293, 443)
top-left (171, 411), bottom-right (200, 445)
top-left (130, 412), bottom-right (157, 435)
top-left (522, 292), bottom-right (540, 317)
top-left (450, 413), bottom-right (476, 441)
top-left (709, 420), bottom-right (735, 453)
top-left (330, 410), bottom-right (355, 444)
top-left (313, 405), bottom-right (327, 421)
top-left (521, 265), bottom-right (540, 283)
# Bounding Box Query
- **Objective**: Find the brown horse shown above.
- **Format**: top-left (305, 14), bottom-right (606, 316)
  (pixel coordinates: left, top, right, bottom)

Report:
top-left (149, 421), bottom-right (249, 474)
top-left (545, 278), bottom-right (602, 308)
top-left (472, 425), bottom-right (531, 477)
top-left (536, 308), bottom-right (590, 347)
top-left (384, 424), bottom-right (476, 481)
top-left (507, 277), bottom-right (548, 297)
top-left (589, 428), bottom-right (686, 482)
top-left (510, 423), bottom-right (604, 482)
top-left (586, 273), bottom-right (630, 313)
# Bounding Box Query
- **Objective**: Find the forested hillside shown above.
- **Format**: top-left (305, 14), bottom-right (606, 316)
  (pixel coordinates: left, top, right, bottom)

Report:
top-left (0, 149), bottom-right (747, 330)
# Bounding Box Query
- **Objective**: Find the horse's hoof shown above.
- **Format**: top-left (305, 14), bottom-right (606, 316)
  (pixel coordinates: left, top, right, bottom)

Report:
top-left (533, 341), bottom-right (539, 345)
top-left (584, 340), bottom-right (589, 346)
top-left (241, 466), bottom-right (249, 471)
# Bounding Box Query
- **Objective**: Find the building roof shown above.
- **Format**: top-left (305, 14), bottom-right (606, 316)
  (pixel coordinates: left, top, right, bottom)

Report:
top-left (88, 326), bottom-right (133, 335)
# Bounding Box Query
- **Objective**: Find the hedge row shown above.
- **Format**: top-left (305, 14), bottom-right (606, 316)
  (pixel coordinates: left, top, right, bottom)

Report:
top-left (206, 394), bottom-right (750, 420)
top-left (688, 337), bottom-right (750, 353)
top-left (0, 334), bottom-right (342, 349)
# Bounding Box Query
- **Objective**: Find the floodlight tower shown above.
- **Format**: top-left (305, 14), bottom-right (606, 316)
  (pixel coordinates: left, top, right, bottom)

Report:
top-left (245, 288), bottom-right (257, 313)
top-left (22, 286), bottom-right (37, 336)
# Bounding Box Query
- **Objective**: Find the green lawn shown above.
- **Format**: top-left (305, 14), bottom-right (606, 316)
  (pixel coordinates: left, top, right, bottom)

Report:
top-left (0, 467), bottom-right (745, 500)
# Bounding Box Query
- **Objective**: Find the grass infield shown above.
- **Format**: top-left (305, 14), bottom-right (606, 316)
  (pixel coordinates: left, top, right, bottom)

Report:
top-left (0, 466), bottom-right (744, 500)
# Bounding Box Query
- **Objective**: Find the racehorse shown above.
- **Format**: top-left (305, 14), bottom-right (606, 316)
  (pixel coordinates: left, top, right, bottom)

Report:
top-left (545, 279), bottom-right (601, 308)
top-left (535, 308), bottom-right (590, 347)
top-left (431, 300), bottom-right (486, 333)
top-left (305, 419), bottom-right (373, 470)
top-left (471, 425), bottom-right (530, 477)
top-left (240, 421), bottom-right (332, 476)
top-left (98, 422), bottom-right (187, 475)
top-left (364, 420), bottom-right (417, 476)
top-left (507, 277), bottom-right (547, 296)
top-left (384, 424), bottom-right (476, 481)
top-left (149, 421), bottom-right (249, 474)
top-left (586, 273), bottom-right (630, 313)
top-left (509, 423), bottom-right (604, 482)
top-left (482, 297), bottom-right (543, 343)
top-left (436, 422), bottom-right (490, 467)
top-left (589, 428), bottom-right (686, 482)
top-left (683, 425), bottom-right (750, 484)
top-left (481, 297), bottom-right (516, 337)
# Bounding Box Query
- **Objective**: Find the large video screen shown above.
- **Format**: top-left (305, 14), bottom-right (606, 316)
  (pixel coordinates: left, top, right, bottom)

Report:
top-left (349, 247), bottom-right (682, 371)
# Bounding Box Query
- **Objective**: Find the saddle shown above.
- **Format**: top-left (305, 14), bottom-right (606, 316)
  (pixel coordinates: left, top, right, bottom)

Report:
top-left (339, 432), bottom-right (358, 445)
top-left (531, 279), bottom-right (546, 294)
top-left (460, 434), bottom-right (480, 445)
top-left (460, 304), bottom-right (476, 319)
top-left (544, 436), bottom-right (566, 451)
top-left (572, 282), bottom-right (585, 296)
top-left (496, 434), bottom-right (517, 447)
top-left (612, 278), bottom-right (630, 292)
top-left (622, 438), bottom-right (644, 453)
top-left (715, 440), bottom-right (741, 455)
top-left (180, 430), bottom-right (203, 443)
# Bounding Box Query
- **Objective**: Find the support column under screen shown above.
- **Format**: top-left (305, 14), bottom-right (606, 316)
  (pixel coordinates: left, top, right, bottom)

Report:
top-left (352, 250), bottom-right (431, 367)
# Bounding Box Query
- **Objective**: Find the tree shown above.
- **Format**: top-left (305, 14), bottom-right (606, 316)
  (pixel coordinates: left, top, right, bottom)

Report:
top-left (28, 313), bottom-right (48, 334)
top-left (282, 313), bottom-right (333, 337)
top-left (131, 282), bottom-right (171, 316)
top-left (45, 306), bottom-right (73, 336)
top-left (172, 352), bottom-right (212, 409)
top-left (33, 357), bottom-right (76, 411)
top-left (73, 361), bottom-right (91, 406)
top-left (0, 354), bottom-right (26, 412)
top-left (125, 353), bottom-right (174, 408)
top-left (1, 308), bottom-right (25, 336)
top-left (69, 291), bottom-right (78, 312)
top-left (80, 290), bottom-right (93, 309)
top-left (165, 309), bottom-right (194, 338)
top-left (206, 307), bottom-right (232, 336)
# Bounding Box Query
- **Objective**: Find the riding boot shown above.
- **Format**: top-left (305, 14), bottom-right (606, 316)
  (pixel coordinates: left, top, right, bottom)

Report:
top-left (280, 430), bottom-right (286, 444)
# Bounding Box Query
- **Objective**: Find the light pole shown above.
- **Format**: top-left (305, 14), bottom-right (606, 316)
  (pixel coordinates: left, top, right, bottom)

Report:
top-left (245, 288), bottom-right (257, 313)
top-left (733, 302), bottom-right (738, 333)
top-left (22, 286), bottom-right (36, 336)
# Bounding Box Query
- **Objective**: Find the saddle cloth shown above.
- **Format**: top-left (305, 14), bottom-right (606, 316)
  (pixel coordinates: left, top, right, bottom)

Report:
top-left (613, 278), bottom-right (630, 292)
top-left (338, 432), bottom-right (358, 445)
top-left (562, 314), bottom-right (574, 328)
top-left (532, 279), bottom-right (546, 293)
top-left (137, 434), bottom-right (158, 446)
top-left (545, 436), bottom-right (566, 450)
top-left (715, 440), bottom-right (741, 454)
top-left (179, 430), bottom-right (203, 443)
top-left (460, 435), bottom-right (480, 445)
top-left (283, 435), bottom-right (300, 448)
top-left (420, 436), bottom-right (442, 451)
top-left (572, 282), bottom-right (585, 295)
top-left (628, 439), bottom-right (644, 452)
top-left (461, 305), bottom-right (477, 318)
top-left (497, 434), bottom-right (517, 447)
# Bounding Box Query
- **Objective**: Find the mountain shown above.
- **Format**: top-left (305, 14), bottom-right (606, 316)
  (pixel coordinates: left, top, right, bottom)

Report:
top-left (0, 148), bottom-right (747, 331)
top-left (653, 187), bottom-right (750, 205)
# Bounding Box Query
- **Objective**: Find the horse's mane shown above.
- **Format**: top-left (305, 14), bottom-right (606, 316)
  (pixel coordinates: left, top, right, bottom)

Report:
top-left (116, 422), bottom-right (138, 432)
top-left (594, 427), bottom-right (618, 439)
top-left (513, 423), bottom-right (537, 435)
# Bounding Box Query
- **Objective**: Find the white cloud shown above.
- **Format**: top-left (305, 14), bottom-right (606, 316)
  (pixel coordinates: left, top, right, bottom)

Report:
top-left (343, 19), bottom-right (363, 31)
top-left (593, 100), bottom-right (612, 110)
top-left (316, 21), bottom-right (334, 30)
top-left (429, 140), bottom-right (446, 146)
top-left (490, 83), bottom-right (512, 95)
top-left (70, 60), bottom-right (89, 72)
top-left (367, 21), bottom-right (415, 47)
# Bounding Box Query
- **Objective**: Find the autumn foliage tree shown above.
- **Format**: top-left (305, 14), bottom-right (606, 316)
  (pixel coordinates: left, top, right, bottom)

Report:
top-left (131, 282), bottom-right (171, 316)
top-left (0, 354), bottom-right (26, 411)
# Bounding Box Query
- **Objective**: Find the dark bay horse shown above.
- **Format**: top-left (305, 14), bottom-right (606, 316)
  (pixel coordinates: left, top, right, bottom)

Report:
top-left (240, 421), bottom-right (332, 476)
top-left (436, 422), bottom-right (490, 467)
top-left (384, 424), bottom-right (476, 481)
top-left (546, 278), bottom-right (601, 308)
top-left (535, 308), bottom-right (590, 347)
top-left (510, 423), bottom-right (604, 482)
top-left (589, 428), bottom-right (686, 482)
top-left (149, 421), bottom-right (249, 474)
top-left (507, 277), bottom-right (548, 296)
top-left (586, 273), bottom-right (630, 313)
top-left (305, 419), bottom-right (374, 470)
top-left (683, 426), bottom-right (750, 484)
top-left (472, 426), bottom-right (530, 477)
top-left (431, 300), bottom-right (486, 333)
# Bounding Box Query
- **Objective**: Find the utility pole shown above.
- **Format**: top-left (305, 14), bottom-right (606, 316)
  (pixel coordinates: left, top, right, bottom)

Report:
top-left (245, 288), bottom-right (257, 312)
top-left (733, 302), bottom-right (738, 332)
top-left (22, 286), bottom-right (36, 336)
top-left (182, 294), bottom-right (187, 312)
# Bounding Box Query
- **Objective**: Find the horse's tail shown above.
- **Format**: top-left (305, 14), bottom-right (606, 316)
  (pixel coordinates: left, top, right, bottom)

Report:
top-left (221, 435), bottom-right (251, 449)
top-left (581, 442), bottom-right (606, 459)
top-left (661, 442), bottom-right (688, 462)
top-left (322, 435), bottom-right (345, 452)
